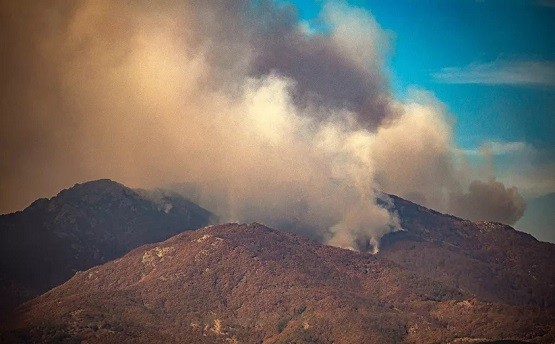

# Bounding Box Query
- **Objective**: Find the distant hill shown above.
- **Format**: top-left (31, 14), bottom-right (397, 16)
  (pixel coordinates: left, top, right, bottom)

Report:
top-left (2, 223), bottom-right (553, 343)
top-left (0, 179), bottom-right (214, 314)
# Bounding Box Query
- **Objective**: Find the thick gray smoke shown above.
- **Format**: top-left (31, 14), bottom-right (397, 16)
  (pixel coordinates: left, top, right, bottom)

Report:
top-left (0, 0), bottom-right (526, 251)
top-left (249, 1), bottom-right (396, 127)
top-left (449, 179), bottom-right (527, 225)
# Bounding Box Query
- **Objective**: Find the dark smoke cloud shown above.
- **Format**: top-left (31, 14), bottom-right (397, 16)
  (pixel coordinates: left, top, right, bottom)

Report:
top-left (249, 1), bottom-right (396, 127)
top-left (0, 0), bottom-right (527, 250)
top-left (449, 179), bottom-right (527, 225)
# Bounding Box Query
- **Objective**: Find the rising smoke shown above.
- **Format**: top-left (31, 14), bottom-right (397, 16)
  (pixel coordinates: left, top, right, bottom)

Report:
top-left (0, 0), bottom-right (526, 251)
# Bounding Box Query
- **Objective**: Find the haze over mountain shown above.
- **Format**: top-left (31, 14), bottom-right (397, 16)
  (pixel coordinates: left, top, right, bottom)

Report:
top-left (516, 193), bottom-right (555, 244)
top-left (2, 222), bottom-right (553, 343)
top-left (0, 179), bottom-right (213, 314)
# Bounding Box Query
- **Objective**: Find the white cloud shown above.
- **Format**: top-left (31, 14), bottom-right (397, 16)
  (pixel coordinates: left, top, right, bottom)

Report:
top-left (433, 60), bottom-right (555, 86)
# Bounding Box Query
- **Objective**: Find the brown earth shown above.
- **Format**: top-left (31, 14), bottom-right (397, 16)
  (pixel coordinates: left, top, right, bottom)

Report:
top-left (380, 195), bottom-right (555, 310)
top-left (2, 223), bottom-right (553, 343)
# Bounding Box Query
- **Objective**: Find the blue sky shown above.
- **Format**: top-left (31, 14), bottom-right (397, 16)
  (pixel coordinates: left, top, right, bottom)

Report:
top-left (289, 0), bottom-right (554, 150)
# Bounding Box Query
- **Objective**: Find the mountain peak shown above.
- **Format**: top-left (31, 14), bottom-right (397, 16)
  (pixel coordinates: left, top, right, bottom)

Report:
top-left (0, 180), bottom-right (213, 314)
top-left (67, 178), bottom-right (126, 191)
top-left (54, 179), bottom-right (131, 202)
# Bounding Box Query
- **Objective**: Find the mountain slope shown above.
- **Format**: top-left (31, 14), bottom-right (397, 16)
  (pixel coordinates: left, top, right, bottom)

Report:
top-left (2, 223), bottom-right (554, 343)
top-left (0, 179), bottom-right (214, 313)
top-left (379, 194), bottom-right (555, 310)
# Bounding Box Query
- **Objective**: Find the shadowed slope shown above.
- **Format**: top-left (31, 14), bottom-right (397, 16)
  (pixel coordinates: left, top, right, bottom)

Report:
top-left (0, 179), bottom-right (213, 313)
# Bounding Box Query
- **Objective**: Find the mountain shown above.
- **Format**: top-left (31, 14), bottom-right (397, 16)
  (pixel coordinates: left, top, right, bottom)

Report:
top-left (0, 179), bottom-right (214, 314)
top-left (2, 223), bottom-right (554, 343)
top-left (379, 195), bottom-right (555, 310)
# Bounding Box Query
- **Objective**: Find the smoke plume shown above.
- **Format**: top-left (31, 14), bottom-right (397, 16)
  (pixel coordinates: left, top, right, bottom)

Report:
top-left (0, 0), bottom-right (526, 251)
top-left (449, 179), bottom-right (527, 225)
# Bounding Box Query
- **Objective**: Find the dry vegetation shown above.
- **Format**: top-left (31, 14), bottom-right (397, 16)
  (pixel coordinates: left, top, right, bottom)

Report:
top-left (1, 223), bottom-right (553, 343)
top-left (379, 195), bottom-right (555, 310)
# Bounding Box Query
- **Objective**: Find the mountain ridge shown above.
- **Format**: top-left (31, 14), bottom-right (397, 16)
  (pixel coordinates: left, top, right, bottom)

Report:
top-left (380, 194), bottom-right (555, 310)
top-left (2, 223), bottom-right (553, 343)
top-left (1, 181), bottom-right (553, 342)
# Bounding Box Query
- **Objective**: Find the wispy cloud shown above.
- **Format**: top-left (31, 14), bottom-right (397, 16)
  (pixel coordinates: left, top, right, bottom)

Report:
top-left (433, 60), bottom-right (555, 86)
top-left (456, 141), bottom-right (533, 156)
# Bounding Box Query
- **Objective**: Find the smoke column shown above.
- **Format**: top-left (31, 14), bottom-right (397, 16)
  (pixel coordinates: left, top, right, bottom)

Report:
top-left (0, 0), bottom-right (526, 251)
